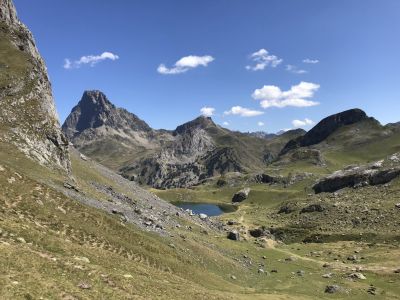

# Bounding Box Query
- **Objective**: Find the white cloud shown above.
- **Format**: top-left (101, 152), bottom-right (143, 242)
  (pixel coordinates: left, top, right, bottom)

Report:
top-left (245, 49), bottom-right (282, 71)
top-left (303, 58), bottom-right (319, 64)
top-left (292, 118), bottom-right (315, 128)
top-left (252, 81), bottom-right (320, 109)
top-left (200, 106), bottom-right (215, 117)
top-left (224, 106), bottom-right (264, 117)
top-left (158, 55), bottom-right (214, 74)
top-left (64, 52), bottom-right (119, 69)
top-left (257, 121), bottom-right (265, 127)
top-left (222, 121), bottom-right (230, 126)
top-left (286, 64), bottom-right (307, 74)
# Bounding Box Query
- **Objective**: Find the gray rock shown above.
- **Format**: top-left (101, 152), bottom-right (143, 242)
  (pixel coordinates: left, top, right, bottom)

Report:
top-left (301, 204), bottom-right (325, 213)
top-left (313, 163), bottom-right (400, 194)
top-left (78, 283), bottom-right (91, 290)
top-left (227, 230), bottom-right (240, 241)
top-left (296, 270), bottom-right (305, 277)
top-left (325, 285), bottom-right (340, 294)
top-left (349, 272), bottom-right (366, 280)
top-left (199, 213), bottom-right (208, 220)
top-left (232, 188), bottom-right (251, 203)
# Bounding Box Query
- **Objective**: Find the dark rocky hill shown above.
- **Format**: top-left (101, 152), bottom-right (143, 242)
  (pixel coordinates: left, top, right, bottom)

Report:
top-left (280, 109), bottom-right (372, 155)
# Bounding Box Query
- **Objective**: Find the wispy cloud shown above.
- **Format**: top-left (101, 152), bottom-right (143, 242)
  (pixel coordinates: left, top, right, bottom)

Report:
top-left (224, 106), bottom-right (264, 117)
top-left (222, 121), bottom-right (230, 126)
top-left (257, 121), bottom-right (265, 127)
top-left (245, 49), bottom-right (282, 71)
top-left (200, 106), bottom-right (215, 117)
top-left (292, 118), bottom-right (315, 128)
top-left (286, 64), bottom-right (307, 74)
top-left (303, 58), bottom-right (319, 64)
top-left (158, 55), bottom-right (214, 74)
top-left (63, 52), bottom-right (119, 69)
top-left (252, 81), bottom-right (320, 109)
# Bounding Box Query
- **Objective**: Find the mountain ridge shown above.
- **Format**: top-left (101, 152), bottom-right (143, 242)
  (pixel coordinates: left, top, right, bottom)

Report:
top-left (0, 0), bottom-right (70, 171)
top-left (62, 90), bottom-right (299, 188)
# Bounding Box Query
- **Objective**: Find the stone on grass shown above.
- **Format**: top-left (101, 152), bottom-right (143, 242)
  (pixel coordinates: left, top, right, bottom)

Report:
top-left (232, 188), bottom-right (251, 203)
top-left (227, 230), bottom-right (240, 241)
top-left (325, 285), bottom-right (340, 294)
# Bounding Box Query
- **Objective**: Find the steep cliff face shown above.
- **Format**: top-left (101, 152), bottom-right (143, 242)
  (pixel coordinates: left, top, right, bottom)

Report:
top-left (0, 0), bottom-right (70, 171)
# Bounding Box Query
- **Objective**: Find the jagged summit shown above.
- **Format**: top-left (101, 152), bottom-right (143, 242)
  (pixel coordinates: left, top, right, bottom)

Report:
top-left (280, 108), bottom-right (372, 155)
top-left (62, 90), bottom-right (152, 140)
top-left (174, 115), bottom-right (216, 135)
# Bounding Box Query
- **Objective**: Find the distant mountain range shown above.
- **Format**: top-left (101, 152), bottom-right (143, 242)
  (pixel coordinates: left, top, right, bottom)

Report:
top-left (62, 91), bottom-right (303, 188)
top-left (62, 91), bottom-right (400, 188)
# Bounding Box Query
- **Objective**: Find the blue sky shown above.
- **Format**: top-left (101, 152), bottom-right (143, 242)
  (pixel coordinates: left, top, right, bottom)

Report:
top-left (14, 0), bottom-right (400, 132)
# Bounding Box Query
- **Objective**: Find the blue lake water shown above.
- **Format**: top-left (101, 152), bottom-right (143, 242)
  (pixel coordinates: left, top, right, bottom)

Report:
top-left (173, 202), bottom-right (236, 217)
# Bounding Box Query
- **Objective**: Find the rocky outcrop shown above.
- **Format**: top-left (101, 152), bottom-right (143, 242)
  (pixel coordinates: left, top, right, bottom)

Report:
top-left (0, 0), bottom-right (70, 171)
top-left (281, 109), bottom-right (370, 155)
top-left (313, 155), bottom-right (400, 193)
top-left (232, 188), bottom-right (250, 203)
top-left (255, 173), bottom-right (283, 184)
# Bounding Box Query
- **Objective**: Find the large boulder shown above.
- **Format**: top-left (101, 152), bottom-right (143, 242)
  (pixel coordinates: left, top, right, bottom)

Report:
top-left (313, 166), bottom-right (400, 194)
top-left (227, 230), bottom-right (240, 241)
top-left (232, 188), bottom-right (251, 203)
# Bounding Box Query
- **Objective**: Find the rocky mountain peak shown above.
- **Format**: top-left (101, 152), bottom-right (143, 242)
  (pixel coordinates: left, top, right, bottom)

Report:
top-left (80, 90), bottom-right (115, 111)
top-left (174, 115), bottom-right (216, 135)
top-left (62, 90), bottom-right (152, 140)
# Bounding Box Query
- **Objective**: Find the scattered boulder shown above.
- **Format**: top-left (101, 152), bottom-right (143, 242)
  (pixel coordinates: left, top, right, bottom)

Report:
top-left (347, 255), bottom-right (358, 261)
top-left (227, 220), bottom-right (239, 226)
top-left (301, 204), bottom-right (325, 213)
top-left (325, 285), bottom-right (341, 294)
top-left (322, 273), bottom-right (333, 278)
top-left (249, 227), bottom-right (271, 238)
top-left (199, 213), bottom-right (208, 220)
top-left (349, 272), bottom-right (366, 280)
top-left (227, 230), bottom-right (240, 241)
top-left (78, 283), bottom-right (91, 290)
top-left (395, 203), bottom-right (400, 209)
top-left (278, 204), bottom-right (296, 214)
top-left (254, 174), bottom-right (283, 184)
top-left (296, 270), bottom-right (305, 277)
top-left (232, 188), bottom-right (251, 203)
